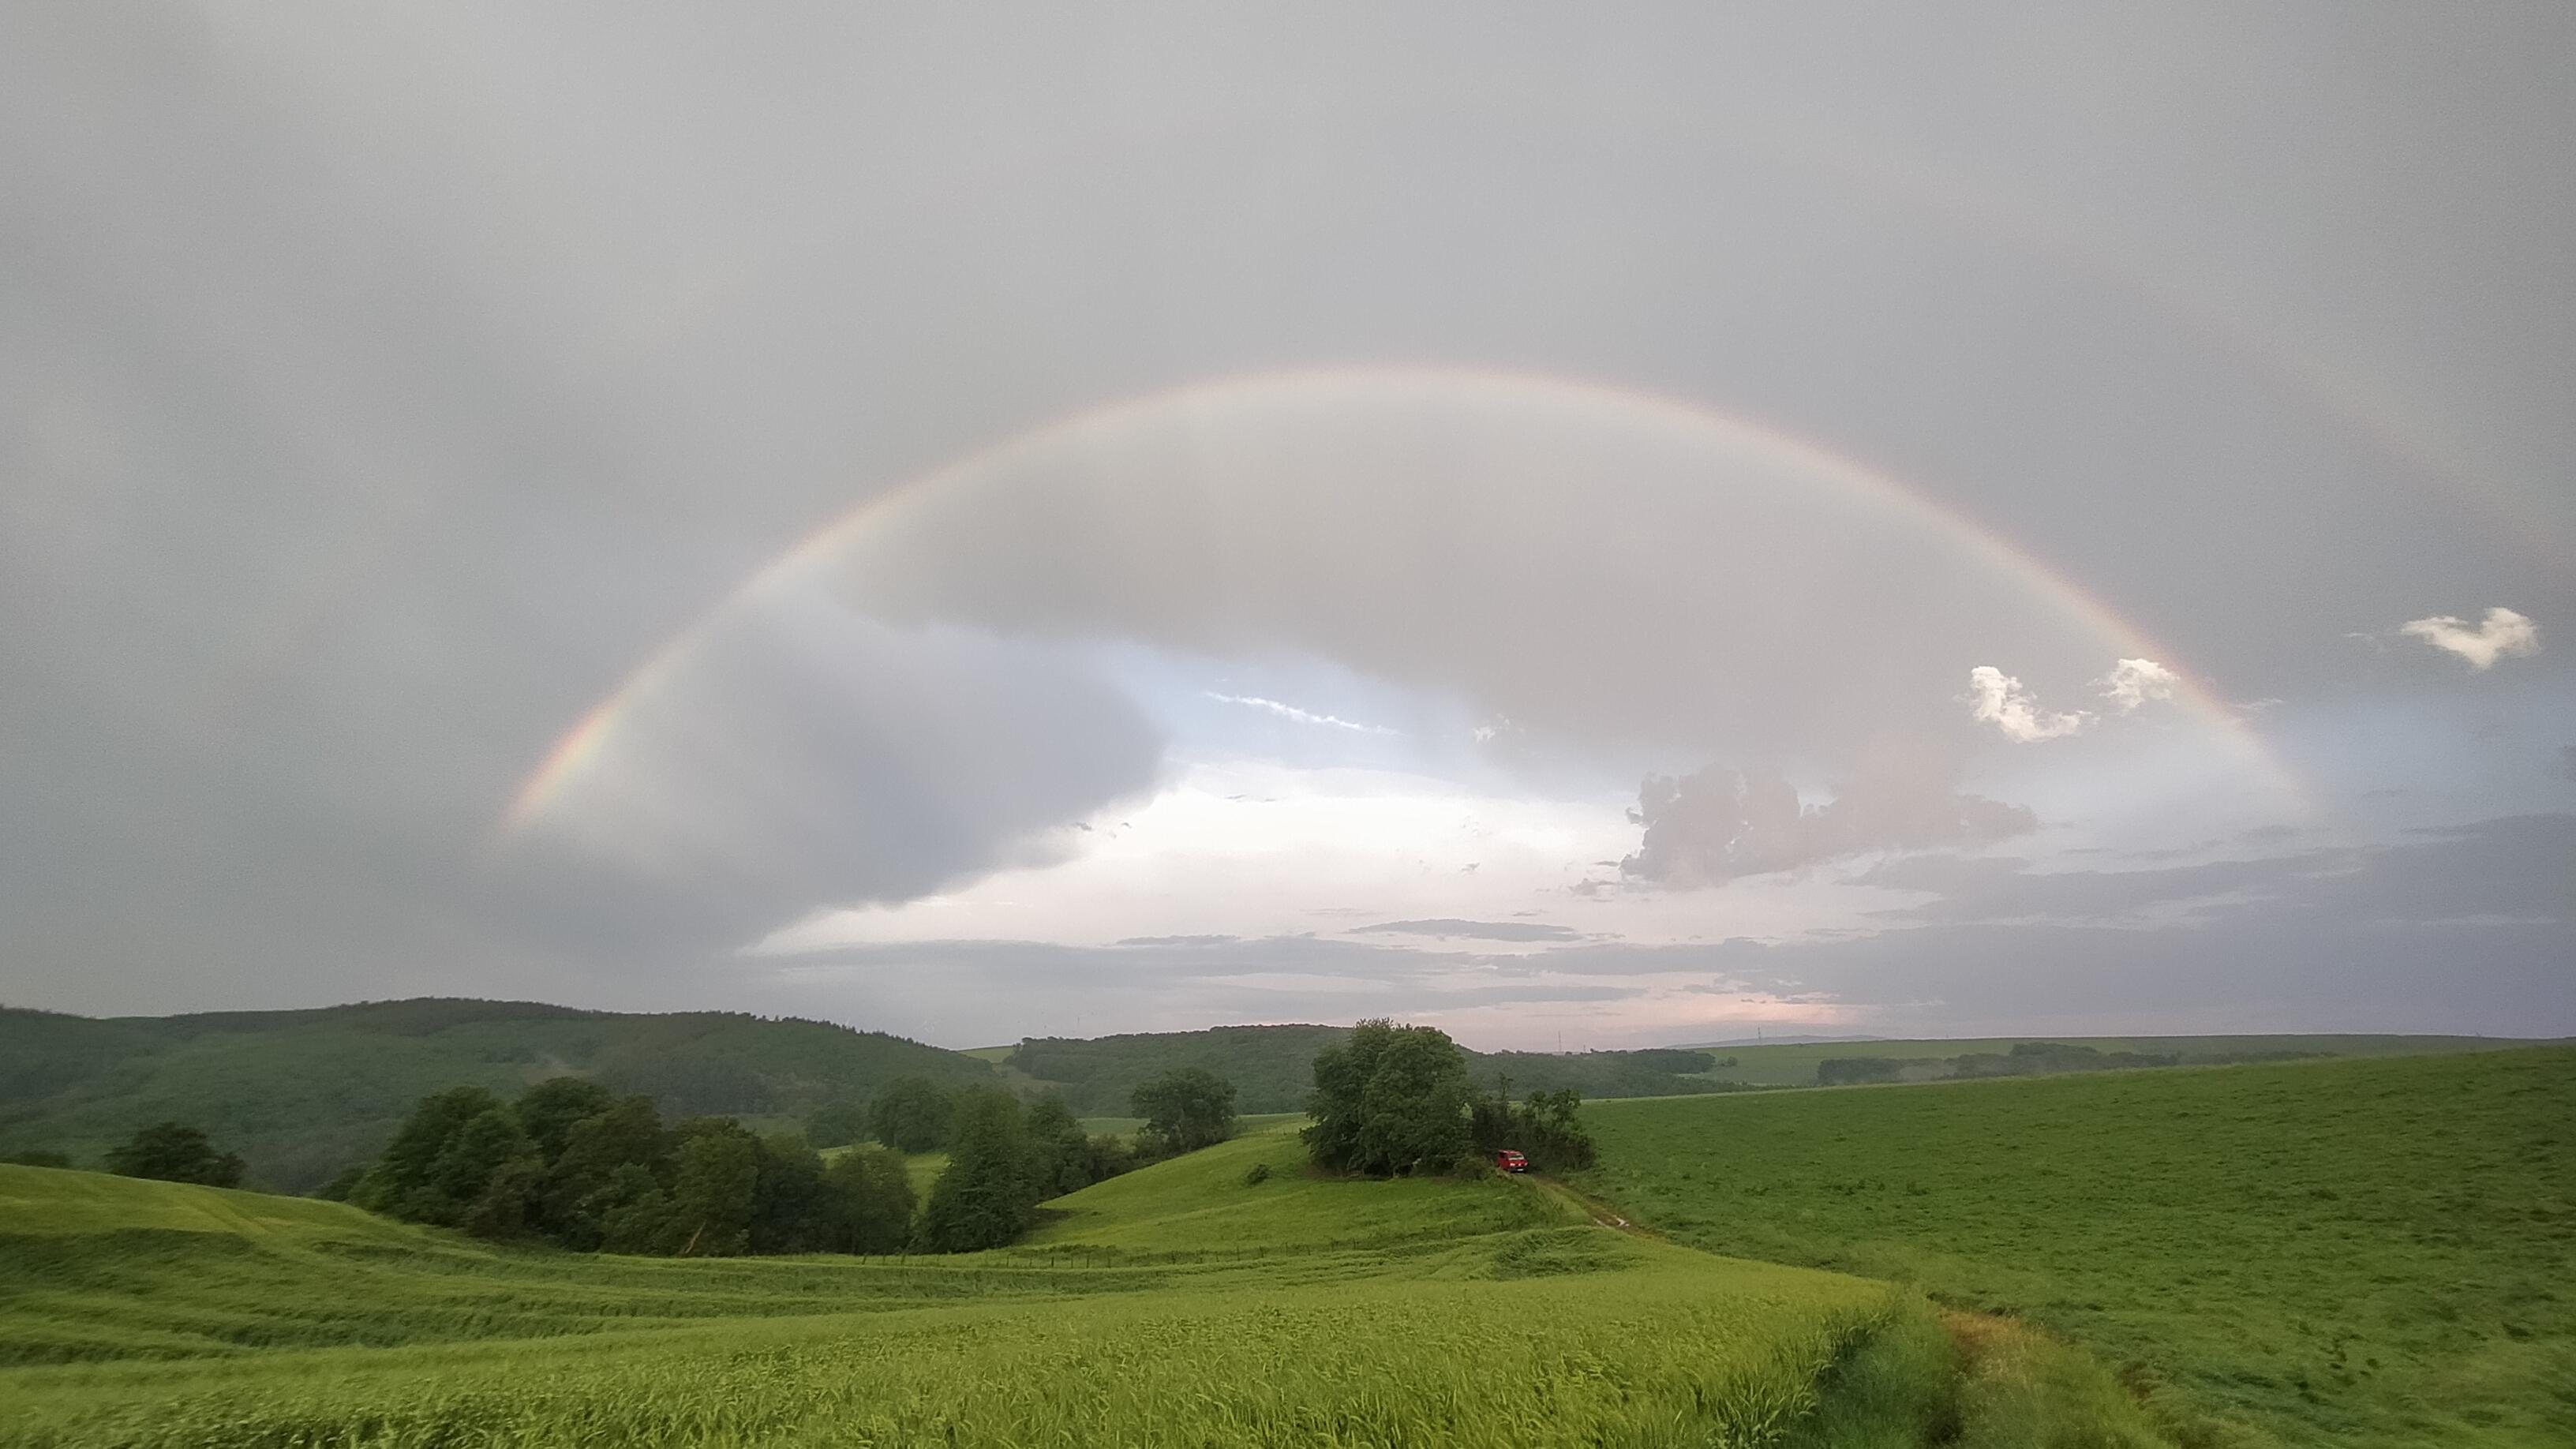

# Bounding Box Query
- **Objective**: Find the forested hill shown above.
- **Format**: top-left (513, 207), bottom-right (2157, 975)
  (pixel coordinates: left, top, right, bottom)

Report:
top-left (0, 998), bottom-right (995, 1193)
top-left (1005, 1025), bottom-right (1728, 1114)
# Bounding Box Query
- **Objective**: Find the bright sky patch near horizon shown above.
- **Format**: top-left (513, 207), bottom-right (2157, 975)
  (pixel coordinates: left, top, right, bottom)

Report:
top-left (4, 5), bottom-right (2570, 1050)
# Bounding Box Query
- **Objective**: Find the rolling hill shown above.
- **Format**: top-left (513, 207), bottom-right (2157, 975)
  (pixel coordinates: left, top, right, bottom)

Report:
top-left (0, 998), bottom-right (996, 1192)
top-left (0, 1125), bottom-right (2162, 1447)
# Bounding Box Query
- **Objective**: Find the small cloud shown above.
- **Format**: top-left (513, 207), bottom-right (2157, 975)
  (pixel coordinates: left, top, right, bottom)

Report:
top-left (2095, 657), bottom-right (2179, 713)
top-left (2398, 607), bottom-right (2540, 670)
top-left (1350, 918), bottom-right (1583, 942)
top-left (1204, 691), bottom-right (1401, 735)
top-left (1965, 665), bottom-right (2090, 742)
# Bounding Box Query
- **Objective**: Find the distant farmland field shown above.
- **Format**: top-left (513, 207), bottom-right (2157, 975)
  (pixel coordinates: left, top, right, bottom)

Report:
top-left (1670, 1032), bottom-right (2526, 1087)
top-left (1578, 1046), bottom-right (2576, 1447)
top-left (2, 1127), bottom-right (2151, 1448)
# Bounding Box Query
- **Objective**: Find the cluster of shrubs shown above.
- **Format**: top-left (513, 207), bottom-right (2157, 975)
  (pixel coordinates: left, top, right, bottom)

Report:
top-left (1304, 1019), bottom-right (1594, 1177)
top-left (330, 1065), bottom-right (1243, 1256)
top-left (331, 1077), bottom-right (917, 1255)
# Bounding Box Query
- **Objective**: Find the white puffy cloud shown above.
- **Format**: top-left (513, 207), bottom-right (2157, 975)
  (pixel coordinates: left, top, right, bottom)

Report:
top-left (1966, 665), bottom-right (2091, 742)
top-left (2399, 608), bottom-right (2540, 670)
top-left (1968, 657), bottom-right (2185, 741)
top-left (2095, 657), bottom-right (2179, 713)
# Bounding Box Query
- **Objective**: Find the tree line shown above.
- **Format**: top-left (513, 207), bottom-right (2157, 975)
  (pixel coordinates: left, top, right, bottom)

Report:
top-left (320, 1064), bottom-right (1242, 1256)
top-left (16, 1022), bottom-right (1593, 1228)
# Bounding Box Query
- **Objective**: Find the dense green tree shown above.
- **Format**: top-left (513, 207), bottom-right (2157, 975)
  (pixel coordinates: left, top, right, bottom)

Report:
top-left (1023, 1095), bottom-right (1096, 1196)
top-left (915, 1089), bottom-right (1036, 1252)
top-left (596, 1163), bottom-right (677, 1254)
top-left (747, 1132), bottom-right (830, 1254)
top-left (515, 1076), bottom-right (616, 1161)
top-left (1305, 1020), bottom-right (1472, 1175)
top-left (869, 1076), bottom-right (956, 1152)
top-left (1132, 1066), bottom-right (1237, 1154)
top-left (1470, 1082), bottom-right (1595, 1172)
top-left (431, 1110), bottom-right (534, 1214)
top-left (664, 1118), bottom-right (761, 1256)
top-left (1084, 1132), bottom-right (1141, 1183)
top-left (355, 1086), bottom-right (501, 1215)
top-left (819, 1144), bottom-right (916, 1254)
top-left (103, 1121), bottom-right (244, 1187)
top-left (541, 1095), bottom-right (668, 1246)
top-left (807, 1099), bottom-right (869, 1149)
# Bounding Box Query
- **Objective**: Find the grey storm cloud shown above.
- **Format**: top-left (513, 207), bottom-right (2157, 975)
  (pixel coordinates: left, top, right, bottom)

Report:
top-left (1855, 815), bottom-right (2576, 930)
top-left (4, 5), bottom-right (2573, 1032)
top-left (1621, 753), bottom-right (2036, 887)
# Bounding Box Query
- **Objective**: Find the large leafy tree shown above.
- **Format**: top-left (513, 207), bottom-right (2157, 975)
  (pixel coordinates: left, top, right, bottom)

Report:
top-left (662, 1119), bottom-right (761, 1256)
top-left (915, 1089), bottom-right (1036, 1252)
top-left (541, 1094), bottom-right (668, 1247)
top-left (515, 1076), bottom-right (616, 1162)
top-left (1131, 1067), bottom-right (1237, 1155)
top-left (1305, 1020), bottom-right (1473, 1176)
top-left (819, 1144), bottom-right (916, 1254)
top-left (806, 1099), bottom-right (869, 1149)
top-left (103, 1121), bottom-right (245, 1188)
top-left (1023, 1095), bottom-right (1096, 1196)
top-left (868, 1076), bottom-right (957, 1153)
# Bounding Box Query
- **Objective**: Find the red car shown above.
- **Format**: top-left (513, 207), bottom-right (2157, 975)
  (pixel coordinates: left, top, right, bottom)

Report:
top-left (1494, 1149), bottom-right (1529, 1174)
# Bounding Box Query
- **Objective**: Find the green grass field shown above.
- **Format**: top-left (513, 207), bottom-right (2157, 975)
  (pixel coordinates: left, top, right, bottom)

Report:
top-left (5, 1125), bottom-right (2057, 1448)
top-left (1577, 1046), bottom-right (2576, 1447)
top-left (1670, 1034), bottom-right (2529, 1087)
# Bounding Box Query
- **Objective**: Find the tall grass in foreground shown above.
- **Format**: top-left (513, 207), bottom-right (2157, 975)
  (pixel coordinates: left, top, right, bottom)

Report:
top-left (8, 1264), bottom-right (1899, 1448)
top-left (5, 1129), bottom-right (2043, 1449)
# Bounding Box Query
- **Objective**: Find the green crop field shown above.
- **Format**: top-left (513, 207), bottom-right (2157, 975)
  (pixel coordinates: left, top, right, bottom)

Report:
top-left (1671, 1034), bottom-right (2526, 1087)
top-left (0, 1124), bottom-right (2166, 1448)
top-left (1577, 1046), bottom-right (2576, 1447)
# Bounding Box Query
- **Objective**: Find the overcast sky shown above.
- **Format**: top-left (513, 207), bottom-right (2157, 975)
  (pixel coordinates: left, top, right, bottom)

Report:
top-left (6, 4), bottom-right (2570, 1048)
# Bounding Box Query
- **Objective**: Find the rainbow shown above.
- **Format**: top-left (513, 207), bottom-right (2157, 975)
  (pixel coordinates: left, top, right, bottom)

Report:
top-left (500, 365), bottom-right (2304, 834)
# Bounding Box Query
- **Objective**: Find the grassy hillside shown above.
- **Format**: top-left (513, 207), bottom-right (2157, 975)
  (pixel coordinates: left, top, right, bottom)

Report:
top-left (0, 1128), bottom-right (2141, 1448)
top-left (1006, 1023), bottom-right (1724, 1113)
top-left (0, 999), bottom-right (995, 1193)
top-left (1578, 1046), bottom-right (2576, 1447)
top-left (1671, 1032), bottom-right (2527, 1087)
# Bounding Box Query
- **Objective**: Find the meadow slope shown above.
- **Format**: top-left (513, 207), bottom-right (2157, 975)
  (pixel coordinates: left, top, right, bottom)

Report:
top-left (3, 1127), bottom-right (2097, 1449)
top-left (1577, 1046), bottom-right (2576, 1448)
